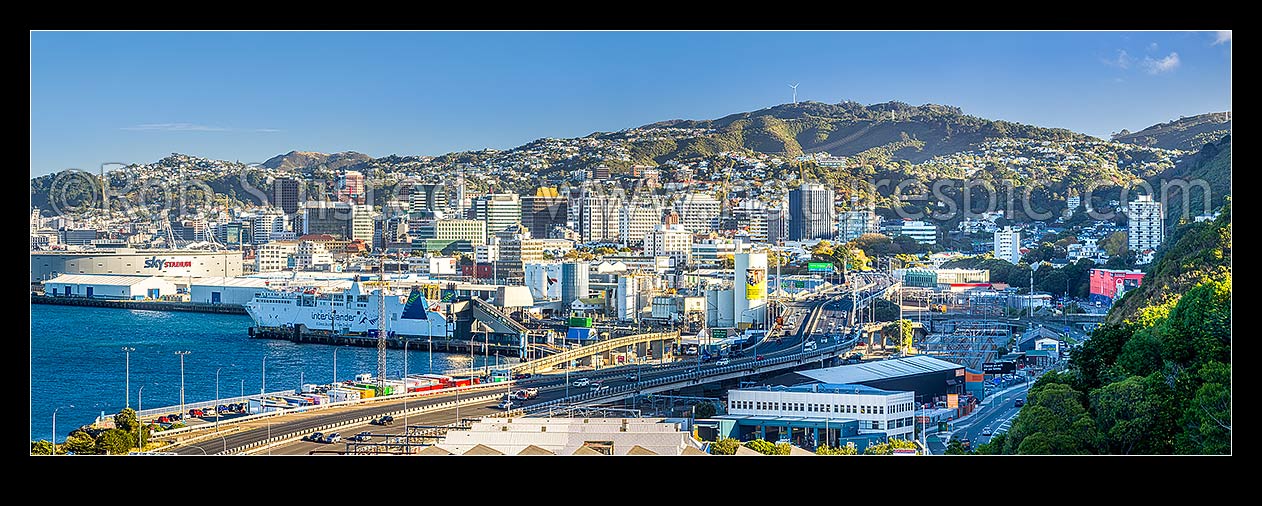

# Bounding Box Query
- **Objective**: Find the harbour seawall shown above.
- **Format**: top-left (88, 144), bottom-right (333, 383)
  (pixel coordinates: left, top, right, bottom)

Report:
top-left (30, 295), bottom-right (248, 315)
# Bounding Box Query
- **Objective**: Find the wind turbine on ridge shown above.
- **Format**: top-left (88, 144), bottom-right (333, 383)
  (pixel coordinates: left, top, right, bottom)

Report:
top-left (789, 83), bottom-right (800, 105)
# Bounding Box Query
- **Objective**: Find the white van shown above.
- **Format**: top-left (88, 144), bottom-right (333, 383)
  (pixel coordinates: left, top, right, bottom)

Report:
top-left (804, 341), bottom-right (817, 352)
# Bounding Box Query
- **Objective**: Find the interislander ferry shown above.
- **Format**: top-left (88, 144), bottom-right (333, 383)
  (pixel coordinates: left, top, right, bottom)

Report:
top-left (244, 278), bottom-right (448, 338)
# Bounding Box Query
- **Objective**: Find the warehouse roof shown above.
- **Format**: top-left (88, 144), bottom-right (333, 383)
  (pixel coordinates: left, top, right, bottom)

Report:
top-left (44, 274), bottom-right (165, 286)
top-left (795, 356), bottom-right (964, 385)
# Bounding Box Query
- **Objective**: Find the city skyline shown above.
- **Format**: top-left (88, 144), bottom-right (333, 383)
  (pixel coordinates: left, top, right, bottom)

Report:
top-left (30, 30), bottom-right (1231, 177)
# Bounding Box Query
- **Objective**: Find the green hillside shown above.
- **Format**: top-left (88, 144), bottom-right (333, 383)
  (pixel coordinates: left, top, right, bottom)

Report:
top-left (1154, 135), bottom-right (1231, 229)
top-left (1112, 112), bottom-right (1231, 151)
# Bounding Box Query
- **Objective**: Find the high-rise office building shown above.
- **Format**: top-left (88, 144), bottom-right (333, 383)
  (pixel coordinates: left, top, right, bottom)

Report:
top-left (472, 193), bottom-right (522, 241)
top-left (766, 205), bottom-right (788, 245)
top-left (839, 203), bottom-right (880, 242)
top-left (274, 177), bottom-right (301, 215)
top-left (643, 223), bottom-right (692, 267)
top-left (732, 200), bottom-right (770, 243)
top-left (1127, 195), bottom-right (1164, 252)
top-left (301, 201), bottom-right (371, 243)
top-left (788, 183), bottom-right (835, 241)
top-left (337, 170), bottom-right (366, 204)
top-left (673, 193), bottom-right (721, 234)
top-left (579, 191), bottom-right (621, 243)
top-left (619, 199), bottom-right (663, 247)
top-left (253, 210), bottom-right (287, 246)
top-left (410, 183), bottom-right (447, 214)
top-left (522, 188), bottom-right (568, 240)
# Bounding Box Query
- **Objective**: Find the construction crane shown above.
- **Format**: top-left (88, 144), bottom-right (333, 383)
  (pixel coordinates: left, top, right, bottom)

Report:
top-left (377, 253), bottom-right (387, 393)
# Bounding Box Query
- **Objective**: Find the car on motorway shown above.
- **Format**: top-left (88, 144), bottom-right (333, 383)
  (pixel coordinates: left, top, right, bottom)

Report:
top-left (715, 358), bottom-right (731, 366)
top-left (512, 373), bottom-right (533, 380)
top-left (982, 428), bottom-right (993, 436)
top-left (349, 431), bottom-right (373, 442)
top-left (625, 373), bottom-right (639, 381)
top-left (592, 384), bottom-right (609, 392)
top-left (323, 433), bottom-right (342, 444)
top-left (512, 388), bottom-right (539, 400)
top-left (495, 399), bottom-right (515, 410)
top-left (572, 378), bottom-right (591, 387)
top-left (755, 355), bottom-right (765, 361)
top-left (305, 431), bottom-right (325, 442)
top-left (371, 415), bottom-right (395, 426)
top-left (1014, 399), bottom-right (1025, 407)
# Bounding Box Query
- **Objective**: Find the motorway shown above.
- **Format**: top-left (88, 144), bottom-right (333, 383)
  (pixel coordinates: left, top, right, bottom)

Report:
top-left (163, 276), bottom-right (893, 455)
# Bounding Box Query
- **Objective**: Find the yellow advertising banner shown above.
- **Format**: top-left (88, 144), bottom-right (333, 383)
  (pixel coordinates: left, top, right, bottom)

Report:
top-left (947, 393), bottom-right (959, 409)
top-left (745, 268), bottom-right (766, 300)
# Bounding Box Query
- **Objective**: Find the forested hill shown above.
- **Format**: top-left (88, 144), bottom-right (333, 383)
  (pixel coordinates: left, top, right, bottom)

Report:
top-left (977, 204), bottom-right (1231, 455)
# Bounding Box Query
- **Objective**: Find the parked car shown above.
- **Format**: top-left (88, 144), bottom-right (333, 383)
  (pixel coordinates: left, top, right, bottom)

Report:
top-left (323, 433), bottom-right (342, 444)
top-left (305, 431), bottom-right (325, 442)
top-left (512, 373), bottom-right (533, 380)
top-left (156, 416), bottom-right (170, 424)
top-left (349, 431), bottom-right (373, 442)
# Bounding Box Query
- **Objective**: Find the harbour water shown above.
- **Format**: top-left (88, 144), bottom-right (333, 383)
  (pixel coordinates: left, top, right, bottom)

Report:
top-left (30, 304), bottom-right (500, 442)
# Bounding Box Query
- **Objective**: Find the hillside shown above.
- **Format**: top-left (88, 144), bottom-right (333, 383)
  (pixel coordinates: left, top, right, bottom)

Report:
top-left (260, 150), bottom-right (371, 171)
top-left (630, 101), bottom-right (1095, 163)
top-left (1112, 112), bottom-right (1231, 151)
top-left (1108, 200), bottom-right (1231, 325)
top-left (1153, 134), bottom-right (1231, 229)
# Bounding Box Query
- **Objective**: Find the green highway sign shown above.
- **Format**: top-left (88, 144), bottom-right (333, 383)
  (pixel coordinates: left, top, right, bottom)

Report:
top-left (808, 262), bottom-right (834, 273)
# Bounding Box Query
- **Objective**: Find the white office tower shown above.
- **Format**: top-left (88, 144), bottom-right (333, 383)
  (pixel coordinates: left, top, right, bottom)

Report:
top-left (993, 227), bottom-right (1021, 264)
top-left (619, 199), bottom-right (663, 247)
top-left (253, 210), bottom-right (287, 245)
top-left (644, 223), bottom-right (692, 268)
top-left (674, 192), bottom-right (721, 234)
top-left (734, 252), bottom-right (768, 327)
top-left (1127, 195), bottom-right (1164, 252)
top-left (579, 192), bottom-right (621, 243)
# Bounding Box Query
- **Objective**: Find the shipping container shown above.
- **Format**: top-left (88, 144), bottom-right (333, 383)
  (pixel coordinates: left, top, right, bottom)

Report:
top-left (327, 388), bottom-right (361, 403)
top-left (568, 316), bottom-right (593, 328)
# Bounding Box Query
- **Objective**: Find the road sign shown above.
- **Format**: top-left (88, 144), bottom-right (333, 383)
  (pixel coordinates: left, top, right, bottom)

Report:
top-left (808, 262), bottom-right (834, 273)
top-left (711, 328), bottom-right (728, 340)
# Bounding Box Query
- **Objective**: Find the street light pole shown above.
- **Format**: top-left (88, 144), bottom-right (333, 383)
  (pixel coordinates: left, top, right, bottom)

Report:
top-left (403, 339), bottom-right (410, 432)
top-left (215, 367), bottom-right (223, 430)
top-left (121, 347), bottom-right (135, 409)
top-left (261, 356), bottom-right (267, 397)
top-left (174, 351), bottom-right (191, 418)
top-left (137, 386), bottom-right (145, 450)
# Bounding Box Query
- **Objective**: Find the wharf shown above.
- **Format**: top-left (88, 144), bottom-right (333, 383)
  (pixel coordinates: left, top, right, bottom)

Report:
top-left (31, 295), bottom-right (247, 315)
top-left (250, 327), bottom-right (523, 356)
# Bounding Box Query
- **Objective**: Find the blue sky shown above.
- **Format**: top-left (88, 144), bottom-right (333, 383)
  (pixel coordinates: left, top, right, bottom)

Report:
top-left (30, 31), bottom-right (1231, 177)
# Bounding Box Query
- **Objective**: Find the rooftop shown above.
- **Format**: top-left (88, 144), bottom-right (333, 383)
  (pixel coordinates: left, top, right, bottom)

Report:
top-left (732, 383), bottom-right (901, 397)
top-left (795, 356), bottom-right (965, 385)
